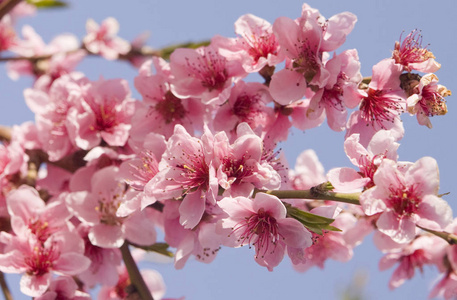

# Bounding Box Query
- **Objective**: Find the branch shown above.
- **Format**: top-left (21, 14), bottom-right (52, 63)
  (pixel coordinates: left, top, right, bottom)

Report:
top-left (128, 242), bottom-right (174, 258)
top-left (418, 226), bottom-right (457, 245)
top-left (262, 185), bottom-right (457, 246)
top-left (0, 0), bottom-right (22, 20)
top-left (0, 40), bottom-right (210, 63)
top-left (0, 272), bottom-right (12, 300)
top-left (0, 126), bottom-right (11, 143)
top-left (120, 242), bottom-right (154, 300)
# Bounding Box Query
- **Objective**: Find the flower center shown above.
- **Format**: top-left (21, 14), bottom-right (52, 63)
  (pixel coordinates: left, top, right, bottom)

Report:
top-left (245, 33), bottom-right (278, 63)
top-left (392, 30), bottom-right (435, 70)
top-left (359, 89), bottom-right (403, 128)
top-left (96, 184), bottom-right (127, 225)
top-left (292, 40), bottom-right (320, 83)
top-left (419, 84), bottom-right (449, 117)
top-left (155, 91), bottom-right (187, 124)
top-left (232, 208), bottom-right (282, 258)
top-left (387, 184), bottom-right (421, 217)
top-left (186, 49), bottom-right (228, 91)
top-left (25, 242), bottom-right (59, 277)
top-left (175, 151), bottom-right (210, 194)
top-left (88, 100), bottom-right (119, 132)
top-left (232, 93), bottom-right (262, 121)
top-left (222, 155), bottom-right (254, 185)
top-left (129, 151), bottom-right (160, 191)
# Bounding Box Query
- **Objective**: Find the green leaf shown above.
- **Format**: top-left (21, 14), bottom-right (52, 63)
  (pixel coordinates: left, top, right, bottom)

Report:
top-left (131, 242), bottom-right (174, 257)
top-left (286, 205), bottom-right (341, 235)
top-left (26, 0), bottom-right (67, 8)
top-left (159, 40), bottom-right (210, 60)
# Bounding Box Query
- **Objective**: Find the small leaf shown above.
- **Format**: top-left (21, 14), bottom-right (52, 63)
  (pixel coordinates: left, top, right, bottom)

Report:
top-left (26, 0), bottom-right (67, 8)
top-left (159, 40), bottom-right (210, 60)
top-left (286, 205), bottom-right (341, 235)
top-left (131, 242), bottom-right (174, 257)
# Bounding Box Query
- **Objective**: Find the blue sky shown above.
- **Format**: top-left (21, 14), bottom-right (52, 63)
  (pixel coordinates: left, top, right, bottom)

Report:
top-left (2, 0), bottom-right (457, 299)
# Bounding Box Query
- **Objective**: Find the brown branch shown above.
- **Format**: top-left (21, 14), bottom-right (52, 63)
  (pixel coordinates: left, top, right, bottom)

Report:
top-left (0, 272), bottom-right (12, 300)
top-left (0, 126), bottom-right (11, 143)
top-left (418, 226), bottom-right (457, 245)
top-left (0, 0), bottom-right (22, 20)
top-left (0, 40), bottom-right (210, 63)
top-left (120, 242), bottom-right (154, 300)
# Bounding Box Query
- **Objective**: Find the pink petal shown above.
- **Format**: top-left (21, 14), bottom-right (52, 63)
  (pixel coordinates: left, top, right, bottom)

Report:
top-left (269, 69), bottom-right (308, 105)
top-left (417, 194), bottom-right (453, 230)
top-left (20, 273), bottom-right (51, 297)
top-left (327, 167), bottom-right (370, 192)
top-left (54, 253), bottom-right (91, 275)
top-left (252, 193), bottom-right (286, 219)
top-left (89, 223), bottom-right (124, 248)
top-left (278, 218), bottom-right (312, 249)
top-left (123, 211), bottom-right (157, 246)
top-left (179, 191), bottom-right (206, 229)
top-left (377, 211), bottom-right (416, 244)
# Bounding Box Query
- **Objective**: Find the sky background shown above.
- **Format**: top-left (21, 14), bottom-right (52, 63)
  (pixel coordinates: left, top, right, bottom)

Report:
top-left (1, 0), bottom-right (457, 299)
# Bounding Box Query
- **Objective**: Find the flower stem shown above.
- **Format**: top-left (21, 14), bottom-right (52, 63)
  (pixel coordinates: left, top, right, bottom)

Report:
top-left (0, 272), bottom-right (12, 300)
top-left (120, 242), bottom-right (154, 300)
top-left (417, 226), bottom-right (457, 245)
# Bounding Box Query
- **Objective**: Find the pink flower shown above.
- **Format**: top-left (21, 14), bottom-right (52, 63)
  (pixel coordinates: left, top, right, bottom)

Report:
top-left (98, 261), bottom-right (166, 300)
top-left (117, 133), bottom-right (166, 214)
top-left (306, 49), bottom-right (363, 131)
top-left (214, 123), bottom-right (281, 197)
top-left (269, 15), bottom-right (327, 104)
top-left (67, 77), bottom-right (135, 149)
top-left (7, 25), bottom-right (81, 81)
top-left (66, 166), bottom-right (157, 248)
top-left (162, 200), bottom-right (222, 269)
top-left (293, 207), bottom-right (357, 272)
top-left (0, 141), bottom-right (27, 179)
top-left (269, 4), bottom-right (357, 104)
top-left (0, 230), bottom-right (91, 297)
top-left (35, 276), bottom-right (91, 300)
top-left (392, 30), bottom-right (441, 73)
top-left (378, 235), bottom-right (438, 289)
top-left (170, 45), bottom-right (245, 105)
top-left (346, 58), bottom-right (406, 147)
top-left (83, 17), bottom-right (131, 60)
top-left (145, 125), bottom-right (218, 229)
top-left (328, 130), bottom-right (399, 192)
top-left (405, 73), bottom-right (451, 128)
top-left (212, 13), bottom-right (284, 73)
top-left (213, 80), bottom-right (275, 136)
top-left (24, 73), bottom-right (88, 161)
top-left (430, 271), bottom-right (457, 300)
top-left (291, 149), bottom-right (326, 189)
top-left (360, 157), bottom-right (453, 243)
top-left (76, 224), bottom-right (122, 288)
top-left (6, 185), bottom-right (72, 242)
top-left (132, 58), bottom-right (207, 139)
top-left (218, 193), bottom-right (312, 271)
top-left (33, 50), bottom-right (86, 92)
top-left (0, 18), bottom-right (17, 52)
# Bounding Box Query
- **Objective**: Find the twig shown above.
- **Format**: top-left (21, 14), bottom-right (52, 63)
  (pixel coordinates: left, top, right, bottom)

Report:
top-left (120, 242), bottom-right (154, 300)
top-left (0, 0), bottom-right (22, 21)
top-left (417, 225), bottom-right (457, 245)
top-left (0, 272), bottom-right (12, 300)
top-left (0, 126), bottom-right (11, 143)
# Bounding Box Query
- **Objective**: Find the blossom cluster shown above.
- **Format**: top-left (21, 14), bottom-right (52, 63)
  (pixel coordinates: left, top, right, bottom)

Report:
top-left (0, 1), bottom-right (454, 299)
